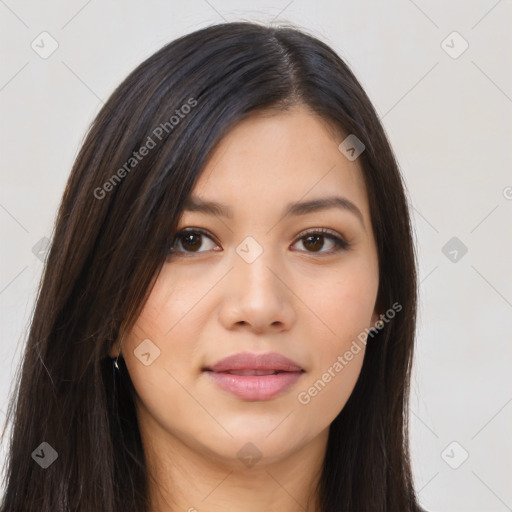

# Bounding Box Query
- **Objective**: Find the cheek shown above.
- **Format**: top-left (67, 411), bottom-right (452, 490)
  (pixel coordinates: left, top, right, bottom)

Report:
top-left (295, 283), bottom-right (371, 420)
top-left (297, 347), bottom-right (364, 417)
top-left (129, 269), bottom-right (208, 350)
top-left (121, 299), bottom-right (208, 438)
top-left (304, 259), bottom-right (378, 345)
top-left (295, 260), bottom-right (377, 413)
top-left (123, 355), bottom-right (210, 447)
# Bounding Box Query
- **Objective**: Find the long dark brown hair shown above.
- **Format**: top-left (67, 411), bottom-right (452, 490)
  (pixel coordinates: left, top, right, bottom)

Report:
top-left (1, 21), bottom-right (421, 512)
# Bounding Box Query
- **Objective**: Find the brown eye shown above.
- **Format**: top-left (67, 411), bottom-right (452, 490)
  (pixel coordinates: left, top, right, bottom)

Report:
top-left (302, 234), bottom-right (326, 252)
top-left (180, 232), bottom-right (202, 252)
top-left (169, 229), bottom-right (218, 255)
top-left (292, 229), bottom-right (349, 255)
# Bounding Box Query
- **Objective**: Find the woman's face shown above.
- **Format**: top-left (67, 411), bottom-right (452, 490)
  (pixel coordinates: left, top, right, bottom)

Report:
top-left (114, 105), bottom-right (380, 470)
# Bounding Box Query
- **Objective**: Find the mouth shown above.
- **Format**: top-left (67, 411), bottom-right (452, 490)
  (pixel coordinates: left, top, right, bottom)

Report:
top-left (202, 352), bottom-right (305, 401)
top-left (214, 369), bottom-right (293, 376)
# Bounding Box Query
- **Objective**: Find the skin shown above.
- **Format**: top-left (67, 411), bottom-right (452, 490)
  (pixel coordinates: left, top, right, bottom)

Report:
top-left (111, 104), bottom-right (380, 512)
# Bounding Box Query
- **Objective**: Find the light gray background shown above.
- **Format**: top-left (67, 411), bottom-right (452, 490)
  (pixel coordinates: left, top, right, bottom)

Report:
top-left (1, 1), bottom-right (511, 511)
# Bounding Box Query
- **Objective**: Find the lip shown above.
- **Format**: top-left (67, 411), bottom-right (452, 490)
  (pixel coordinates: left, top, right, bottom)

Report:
top-left (203, 352), bottom-right (304, 401)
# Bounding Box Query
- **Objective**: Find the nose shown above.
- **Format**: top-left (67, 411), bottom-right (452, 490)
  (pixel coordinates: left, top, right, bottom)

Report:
top-left (218, 247), bottom-right (296, 335)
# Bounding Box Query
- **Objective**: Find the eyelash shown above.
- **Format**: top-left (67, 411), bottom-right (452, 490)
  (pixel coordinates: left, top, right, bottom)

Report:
top-left (168, 227), bottom-right (350, 258)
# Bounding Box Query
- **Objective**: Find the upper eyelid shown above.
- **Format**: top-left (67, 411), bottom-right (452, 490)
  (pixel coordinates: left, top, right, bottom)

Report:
top-left (174, 227), bottom-right (219, 245)
top-left (174, 226), bottom-right (344, 239)
top-left (295, 227), bottom-right (343, 239)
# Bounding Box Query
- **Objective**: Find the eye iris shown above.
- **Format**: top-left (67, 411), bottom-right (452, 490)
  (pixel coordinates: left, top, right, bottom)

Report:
top-left (304, 234), bottom-right (324, 252)
top-left (182, 233), bottom-right (202, 252)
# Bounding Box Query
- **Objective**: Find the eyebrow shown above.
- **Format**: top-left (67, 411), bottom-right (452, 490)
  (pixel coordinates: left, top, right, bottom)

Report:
top-left (183, 194), bottom-right (365, 228)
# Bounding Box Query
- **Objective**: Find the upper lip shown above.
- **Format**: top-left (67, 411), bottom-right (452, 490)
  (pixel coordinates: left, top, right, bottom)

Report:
top-left (204, 352), bottom-right (304, 373)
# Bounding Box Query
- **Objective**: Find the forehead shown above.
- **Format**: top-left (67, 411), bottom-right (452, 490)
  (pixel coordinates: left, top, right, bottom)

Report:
top-left (189, 105), bottom-right (371, 225)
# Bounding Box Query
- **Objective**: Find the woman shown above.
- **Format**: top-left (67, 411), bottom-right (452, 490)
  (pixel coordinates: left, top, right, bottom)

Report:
top-left (1, 21), bottom-right (423, 512)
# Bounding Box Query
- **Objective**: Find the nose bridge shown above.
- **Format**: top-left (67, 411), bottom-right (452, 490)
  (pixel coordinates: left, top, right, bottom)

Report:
top-left (233, 234), bottom-right (280, 296)
top-left (219, 234), bottom-right (295, 332)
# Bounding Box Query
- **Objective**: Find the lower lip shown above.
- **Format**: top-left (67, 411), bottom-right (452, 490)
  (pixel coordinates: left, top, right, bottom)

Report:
top-left (205, 371), bottom-right (303, 401)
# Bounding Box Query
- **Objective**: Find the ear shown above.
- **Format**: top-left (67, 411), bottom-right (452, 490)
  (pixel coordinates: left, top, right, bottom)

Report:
top-left (108, 339), bottom-right (121, 358)
top-left (370, 293), bottom-right (383, 329)
top-left (370, 309), bottom-right (381, 329)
